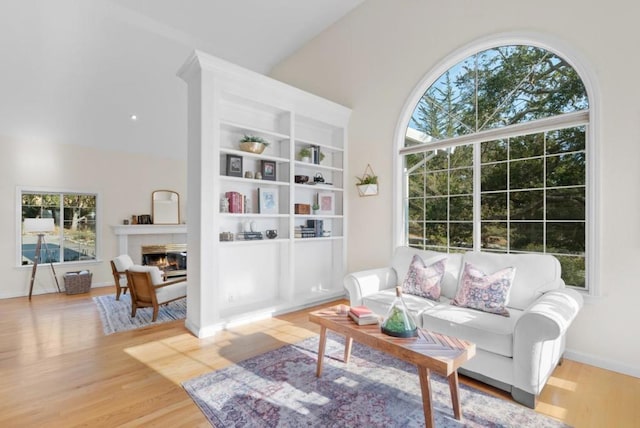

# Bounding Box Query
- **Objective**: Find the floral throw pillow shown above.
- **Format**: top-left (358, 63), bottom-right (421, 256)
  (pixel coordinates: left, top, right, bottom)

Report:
top-left (452, 262), bottom-right (516, 317)
top-left (402, 255), bottom-right (447, 301)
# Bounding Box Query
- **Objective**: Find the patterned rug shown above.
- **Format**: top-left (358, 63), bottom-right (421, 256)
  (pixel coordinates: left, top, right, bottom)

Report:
top-left (93, 294), bottom-right (186, 335)
top-left (183, 334), bottom-right (568, 427)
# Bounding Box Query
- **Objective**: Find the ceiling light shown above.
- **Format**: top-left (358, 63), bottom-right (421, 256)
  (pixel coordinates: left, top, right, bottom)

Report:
top-left (130, 114), bottom-right (138, 121)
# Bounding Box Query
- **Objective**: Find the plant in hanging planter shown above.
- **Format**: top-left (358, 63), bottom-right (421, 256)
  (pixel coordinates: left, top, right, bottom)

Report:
top-left (239, 135), bottom-right (270, 154)
top-left (356, 168), bottom-right (379, 196)
top-left (312, 202), bottom-right (320, 214)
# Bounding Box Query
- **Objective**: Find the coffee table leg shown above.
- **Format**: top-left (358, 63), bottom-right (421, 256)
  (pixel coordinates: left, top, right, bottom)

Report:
top-left (316, 326), bottom-right (327, 377)
top-left (448, 370), bottom-right (462, 420)
top-left (344, 336), bottom-right (353, 363)
top-left (417, 365), bottom-right (434, 428)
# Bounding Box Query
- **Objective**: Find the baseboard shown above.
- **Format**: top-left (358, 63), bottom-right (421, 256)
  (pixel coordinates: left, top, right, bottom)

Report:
top-left (564, 348), bottom-right (640, 378)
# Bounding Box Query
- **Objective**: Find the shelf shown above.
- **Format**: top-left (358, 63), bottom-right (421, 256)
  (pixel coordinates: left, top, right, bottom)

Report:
top-left (294, 183), bottom-right (343, 192)
top-left (221, 176), bottom-right (290, 187)
top-left (220, 147), bottom-right (289, 164)
top-left (294, 161), bottom-right (343, 173)
top-left (220, 213), bottom-right (288, 219)
top-left (294, 236), bottom-right (344, 242)
top-left (221, 120), bottom-right (290, 141)
top-left (295, 138), bottom-right (344, 153)
top-left (294, 214), bottom-right (343, 220)
top-left (220, 238), bottom-right (290, 246)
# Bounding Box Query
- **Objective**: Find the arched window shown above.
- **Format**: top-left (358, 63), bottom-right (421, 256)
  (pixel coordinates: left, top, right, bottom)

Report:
top-left (399, 44), bottom-right (590, 289)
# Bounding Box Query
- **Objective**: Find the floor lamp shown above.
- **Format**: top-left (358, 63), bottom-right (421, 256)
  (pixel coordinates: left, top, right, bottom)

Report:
top-left (24, 218), bottom-right (61, 300)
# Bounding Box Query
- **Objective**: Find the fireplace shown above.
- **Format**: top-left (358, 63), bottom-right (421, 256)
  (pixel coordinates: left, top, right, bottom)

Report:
top-left (141, 244), bottom-right (187, 278)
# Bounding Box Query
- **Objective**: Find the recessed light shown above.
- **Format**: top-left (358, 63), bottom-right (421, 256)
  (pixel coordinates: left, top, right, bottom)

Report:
top-left (130, 114), bottom-right (138, 121)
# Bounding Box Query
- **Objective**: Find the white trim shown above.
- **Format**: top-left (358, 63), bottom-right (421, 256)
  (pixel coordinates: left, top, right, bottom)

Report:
top-left (564, 348), bottom-right (640, 379)
top-left (393, 31), bottom-right (600, 296)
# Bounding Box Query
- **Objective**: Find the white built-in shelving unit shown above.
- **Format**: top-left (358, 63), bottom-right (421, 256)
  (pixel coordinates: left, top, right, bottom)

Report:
top-left (178, 51), bottom-right (351, 337)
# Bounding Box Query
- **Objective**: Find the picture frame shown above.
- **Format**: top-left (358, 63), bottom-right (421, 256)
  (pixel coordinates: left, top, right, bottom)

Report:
top-left (261, 160), bottom-right (276, 181)
top-left (258, 188), bottom-right (279, 214)
top-left (316, 192), bottom-right (335, 215)
top-left (226, 154), bottom-right (243, 177)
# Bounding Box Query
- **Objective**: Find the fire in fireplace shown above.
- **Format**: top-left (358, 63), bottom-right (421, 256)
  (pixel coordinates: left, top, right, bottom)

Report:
top-left (141, 244), bottom-right (187, 278)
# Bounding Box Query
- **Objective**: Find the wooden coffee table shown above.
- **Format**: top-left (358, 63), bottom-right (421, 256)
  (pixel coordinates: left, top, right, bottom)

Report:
top-left (309, 306), bottom-right (476, 428)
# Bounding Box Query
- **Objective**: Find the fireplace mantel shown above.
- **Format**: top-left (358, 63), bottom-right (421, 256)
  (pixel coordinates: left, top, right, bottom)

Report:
top-left (111, 224), bottom-right (187, 255)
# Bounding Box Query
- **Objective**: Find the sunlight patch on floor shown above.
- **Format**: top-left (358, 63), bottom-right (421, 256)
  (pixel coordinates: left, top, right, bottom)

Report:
top-left (546, 375), bottom-right (578, 391)
top-left (536, 401), bottom-right (568, 420)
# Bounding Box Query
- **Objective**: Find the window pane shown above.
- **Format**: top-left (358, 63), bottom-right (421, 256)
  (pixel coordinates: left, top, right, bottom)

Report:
top-left (425, 197), bottom-right (447, 221)
top-left (556, 255), bottom-right (586, 287)
top-left (510, 134), bottom-right (544, 159)
top-left (408, 221), bottom-right (424, 243)
top-left (426, 171), bottom-right (448, 196)
top-left (450, 145), bottom-right (473, 168)
top-left (546, 153), bottom-right (585, 187)
top-left (547, 222), bottom-right (585, 254)
top-left (547, 188), bottom-right (585, 220)
top-left (408, 171), bottom-right (425, 195)
top-left (481, 139), bottom-right (507, 163)
top-left (408, 197), bottom-right (424, 221)
top-left (481, 163), bottom-right (507, 191)
top-left (425, 150), bottom-right (448, 170)
top-left (450, 196), bottom-right (473, 221)
top-left (450, 223), bottom-right (473, 248)
top-left (481, 222), bottom-right (507, 251)
top-left (481, 193), bottom-right (507, 220)
top-left (510, 222), bottom-right (544, 252)
top-left (510, 158), bottom-right (543, 189)
top-left (450, 168), bottom-right (472, 195)
top-left (425, 223), bottom-right (447, 246)
top-left (510, 190), bottom-right (544, 220)
top-left (546, 127), bottom-right (585, 155)
top-left (406, 152), bottom-right (425, 170)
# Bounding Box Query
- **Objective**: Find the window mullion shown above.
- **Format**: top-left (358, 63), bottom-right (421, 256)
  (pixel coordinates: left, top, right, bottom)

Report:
top-left (473, 142), bottom-right (481, 252)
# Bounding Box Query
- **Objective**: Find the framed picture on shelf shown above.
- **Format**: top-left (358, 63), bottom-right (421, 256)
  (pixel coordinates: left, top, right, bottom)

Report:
top-left (261, 160), bottom-right (276, 181)
top-left (226, 154), bottom-right (243, 177)
top-left (316, 192), bottom-right (335, 215)
top-left (258, 188), bottom-right (279, 214)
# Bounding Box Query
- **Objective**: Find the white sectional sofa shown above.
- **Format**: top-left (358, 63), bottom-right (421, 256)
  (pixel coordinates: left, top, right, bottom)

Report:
top-left (343, 246), bottom-right (584, 408)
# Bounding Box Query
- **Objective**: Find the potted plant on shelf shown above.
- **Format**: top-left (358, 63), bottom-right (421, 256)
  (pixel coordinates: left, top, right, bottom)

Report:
top-left (239, 135), bottom-right (269, 154)
top-left (298, 147), bottom-right (312, 163)
top-left (312, 202), bottom-right (320, 215)
top-left (356, 165), bottom-right (378, 196)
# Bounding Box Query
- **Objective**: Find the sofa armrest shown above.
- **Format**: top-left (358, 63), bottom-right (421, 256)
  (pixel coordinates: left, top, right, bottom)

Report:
top-left (343, 268), bottom-right (397, 306)
top-left (513, 288), bottom-right (584, 394)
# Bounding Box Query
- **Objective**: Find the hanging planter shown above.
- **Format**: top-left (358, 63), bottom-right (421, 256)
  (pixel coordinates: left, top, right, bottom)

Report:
top-left (356, 163), bottom-right (378, 197)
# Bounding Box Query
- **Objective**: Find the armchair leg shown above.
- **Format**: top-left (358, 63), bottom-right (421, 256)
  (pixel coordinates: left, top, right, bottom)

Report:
top-left (116, 287), bottom-right (122, 301)
top-left (152, 306), bottom-right (159, 322)
top-left (131, 304), bottom-right (137, 318)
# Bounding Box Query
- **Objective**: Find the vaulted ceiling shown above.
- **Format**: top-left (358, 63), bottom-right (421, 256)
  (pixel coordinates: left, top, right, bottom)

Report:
top-left (0, 0), bottom-right (364, 158)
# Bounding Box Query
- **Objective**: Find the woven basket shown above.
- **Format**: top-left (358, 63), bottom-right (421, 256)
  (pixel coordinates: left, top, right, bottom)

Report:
top-left (64, 271), bottom-right (92, 295)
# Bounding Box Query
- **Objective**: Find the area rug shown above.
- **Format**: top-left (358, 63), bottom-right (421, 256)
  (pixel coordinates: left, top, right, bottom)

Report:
top-left (93, 294), bottom-right (186, 335)
top-left (183, 334), bottom-right (569, 427)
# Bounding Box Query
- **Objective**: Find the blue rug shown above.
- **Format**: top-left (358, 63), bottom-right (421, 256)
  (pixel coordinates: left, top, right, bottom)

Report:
top-left (93, 294), bottom-right (186, 335)
top-left (183, 334), bottom-right (569, 427)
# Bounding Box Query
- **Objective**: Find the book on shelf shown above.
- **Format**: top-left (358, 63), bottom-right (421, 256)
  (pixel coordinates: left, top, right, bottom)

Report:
top-left (225, 191), bottom-right (244, 213)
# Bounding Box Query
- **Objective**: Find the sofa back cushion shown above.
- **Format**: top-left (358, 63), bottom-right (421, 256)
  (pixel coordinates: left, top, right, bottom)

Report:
top-left (392, 247), bottom-right (462, 300)
top-left (462, 252), bottom-right (564, 310)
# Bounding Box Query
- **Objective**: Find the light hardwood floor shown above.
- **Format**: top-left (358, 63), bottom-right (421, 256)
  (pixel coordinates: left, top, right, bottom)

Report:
top-left (1, 287), bottom-right (638, 427)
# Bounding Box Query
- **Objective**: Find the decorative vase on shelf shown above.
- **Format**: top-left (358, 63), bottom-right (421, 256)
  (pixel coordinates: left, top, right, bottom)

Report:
top-left (381, 286), bottom-right (418, 338)
top-left (239, 135), bottom-right (269, 154)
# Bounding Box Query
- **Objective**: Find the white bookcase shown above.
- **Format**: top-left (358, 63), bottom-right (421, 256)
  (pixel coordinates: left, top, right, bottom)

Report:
top-left (178, 51), bottom-right (351, 337)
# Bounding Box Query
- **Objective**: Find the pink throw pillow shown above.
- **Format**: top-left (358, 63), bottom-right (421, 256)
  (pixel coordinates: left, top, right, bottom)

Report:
top-left (402, 255), bottom-right (447, 301)
top-left (452, 262), bottom-right (515, 317)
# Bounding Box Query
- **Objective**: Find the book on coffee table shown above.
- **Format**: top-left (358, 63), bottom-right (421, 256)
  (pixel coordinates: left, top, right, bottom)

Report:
top-left (348, 306), bottom-right (380, 325)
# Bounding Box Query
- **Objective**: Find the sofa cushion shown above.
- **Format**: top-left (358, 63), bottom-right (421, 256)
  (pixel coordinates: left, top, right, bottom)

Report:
top-left (463, 252), bottom-right (564, 310)
top-left (452, 262), bottom-right (515, 317)
top-left (156, 281), bottom-right (187, 303)
top-left (421, 303), bottom-right (524, 357)
top-left (402, 254), bottom-right (446, 301)
top-left (127, 264), bottom-right (165, 286)
top-left (392, 247), bottom-right (462, 300)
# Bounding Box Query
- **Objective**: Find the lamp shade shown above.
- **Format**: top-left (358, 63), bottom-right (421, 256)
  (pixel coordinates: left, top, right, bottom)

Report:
top-left (24, 218), bottom-right (55, 233)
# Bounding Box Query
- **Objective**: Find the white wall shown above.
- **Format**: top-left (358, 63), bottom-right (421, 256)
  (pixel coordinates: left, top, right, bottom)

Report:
top-left (0, 135), bottom-right (186, 298)
top-left (270, 0), bottom-right (640, 375)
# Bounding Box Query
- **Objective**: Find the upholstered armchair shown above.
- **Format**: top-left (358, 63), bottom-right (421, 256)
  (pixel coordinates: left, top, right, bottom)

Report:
top-left (110, 254), bottom-right (134, 300)
top-left (125, 265), bottom-right (187, 321)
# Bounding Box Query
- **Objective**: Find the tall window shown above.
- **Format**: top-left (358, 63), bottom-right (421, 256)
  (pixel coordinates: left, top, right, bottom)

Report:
top-left (401, 45), bottom-right (589, 288)
top-left (20, 190), bottom-right (98, 265)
